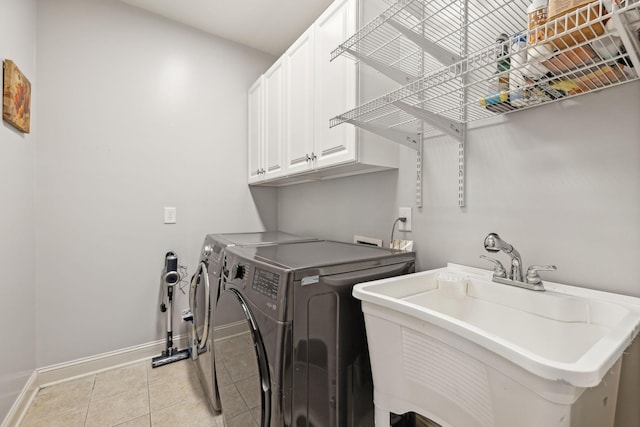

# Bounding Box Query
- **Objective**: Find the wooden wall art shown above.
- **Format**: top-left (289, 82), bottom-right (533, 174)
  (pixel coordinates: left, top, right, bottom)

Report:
top-left (3, 60), bottom-right (31, 133)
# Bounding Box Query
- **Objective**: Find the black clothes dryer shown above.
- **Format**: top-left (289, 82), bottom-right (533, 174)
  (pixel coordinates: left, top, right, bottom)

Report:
top-left (213, 240), bottom-right (415, 427)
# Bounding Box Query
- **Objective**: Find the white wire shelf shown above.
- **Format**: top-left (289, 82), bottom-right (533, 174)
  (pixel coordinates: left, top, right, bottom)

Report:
top-left (331, 0), bottom-right (532, 84)
top-left (331, 0), bottom-right (640, 138)
top-left (330, 0), bottom-right (464, 83)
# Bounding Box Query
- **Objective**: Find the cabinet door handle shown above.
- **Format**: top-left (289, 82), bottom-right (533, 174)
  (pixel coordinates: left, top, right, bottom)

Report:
top-left (310, 152), bottom-right (317, 161)
top-left (305, 154), bottom-right (311, 163)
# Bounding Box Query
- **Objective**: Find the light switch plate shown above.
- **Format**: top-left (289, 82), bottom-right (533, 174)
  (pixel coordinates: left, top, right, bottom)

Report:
top-left (164, 207), bottom-right (177, 224)
top-left (398, 207), bottom-right (412, 231)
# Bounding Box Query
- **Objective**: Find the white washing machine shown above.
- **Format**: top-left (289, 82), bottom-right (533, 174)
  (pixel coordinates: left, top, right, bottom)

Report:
top-left (188, 232), bottom-right (316, 413)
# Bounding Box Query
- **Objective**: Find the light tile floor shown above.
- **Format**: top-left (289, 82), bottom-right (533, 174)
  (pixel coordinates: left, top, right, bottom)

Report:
top-left (18, 340), bottom-right (438, 427)
top-left (19, 359), bottom-right (222, 427)
top-left (214, 332), bottom-right (260, 427)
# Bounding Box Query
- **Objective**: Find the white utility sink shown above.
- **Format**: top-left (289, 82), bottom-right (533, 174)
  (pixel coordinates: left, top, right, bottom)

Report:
top-left (353, 264), bottom-right (640, 427)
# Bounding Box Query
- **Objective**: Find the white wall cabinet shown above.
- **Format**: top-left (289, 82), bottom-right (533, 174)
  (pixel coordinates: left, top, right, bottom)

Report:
top-left (249, 0), bottom-right (399, 186)
top-left (284, 27), bottom-right (315, 176)
top-left (247, 77), bottom-right (263, 184)
top-left (249, 59), bottom-right (285, 184)
top-left (263, 59), bottom-right (285, 180)
top-left (312, 0), bottom-right (357, 169)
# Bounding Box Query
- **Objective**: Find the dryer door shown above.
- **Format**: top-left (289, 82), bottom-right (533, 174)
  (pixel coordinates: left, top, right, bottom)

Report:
top-left (214, 288), bottom-right (271, 427)
top-left (189, 262), bottom-right (210, 352)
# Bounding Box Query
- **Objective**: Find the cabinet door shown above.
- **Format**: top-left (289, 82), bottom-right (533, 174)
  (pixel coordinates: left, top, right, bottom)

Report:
top-left (313, 0), bottom-right (357, 169)
top-left (284, 27), bottom-right (314, 175)
top-left (248, 77), bottom-right (263, 184)
top-left (263, 59), bottom-right (285, 180)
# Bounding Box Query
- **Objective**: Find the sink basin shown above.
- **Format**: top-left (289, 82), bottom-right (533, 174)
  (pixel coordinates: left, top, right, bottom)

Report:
top-left (353, 264), bottom-right (640, 427)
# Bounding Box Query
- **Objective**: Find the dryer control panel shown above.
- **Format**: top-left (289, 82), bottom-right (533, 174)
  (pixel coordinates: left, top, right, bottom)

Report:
top-left (252, 268), bottom-right (280, 300)
top-left (223, 248), bottom-right (293, 322)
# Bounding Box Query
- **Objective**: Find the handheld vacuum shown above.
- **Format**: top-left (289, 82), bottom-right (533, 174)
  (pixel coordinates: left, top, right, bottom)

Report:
top-left (151, 251), bottom-right (190, 368)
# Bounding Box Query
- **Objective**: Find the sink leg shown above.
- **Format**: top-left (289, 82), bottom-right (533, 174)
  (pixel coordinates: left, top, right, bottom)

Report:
top-left (375, 405), bottom-right (390, 427)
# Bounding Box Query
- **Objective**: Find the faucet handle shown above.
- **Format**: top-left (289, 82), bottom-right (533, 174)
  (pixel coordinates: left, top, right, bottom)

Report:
top-left (525, 265), bottom-right (557, 285)
top-left (480, 255), bottom-right (507, 278)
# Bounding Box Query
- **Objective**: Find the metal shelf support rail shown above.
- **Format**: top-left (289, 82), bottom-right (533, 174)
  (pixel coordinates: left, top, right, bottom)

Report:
top-left (458, 0), bottom-right (469, 207)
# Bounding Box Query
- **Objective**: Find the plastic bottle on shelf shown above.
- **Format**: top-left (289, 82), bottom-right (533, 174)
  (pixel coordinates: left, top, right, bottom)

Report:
top-left (509, 32), bottom-right (529, 107)
top-left (523, 0), bottom-right (553, 80)
top-left (481, 33), bottom-right (514, 112)
top-left (590, 36), bottom-right (623, 61)
top-left (522, 0), bottom-right (555, 104)
top-left (586, 0), bottom-right (622, 61)
top-left (527, 0), bottom-right (548, 45)
top-left (486, 33), bottom-right (511, 94)
top-left (479, 91), bottom-right (508, 107)
top-left (496, 33), bottom-right (511, 92)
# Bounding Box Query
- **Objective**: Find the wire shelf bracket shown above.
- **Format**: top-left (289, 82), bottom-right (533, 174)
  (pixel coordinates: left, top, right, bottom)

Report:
top-left (385, 20), bottom-right (463, 67)
top-left (391, 101), bottom-right (464, 141)
top-left (344, 48), bottom-right (419, 84)
top-left (344, 119), bottom-right (422, 151)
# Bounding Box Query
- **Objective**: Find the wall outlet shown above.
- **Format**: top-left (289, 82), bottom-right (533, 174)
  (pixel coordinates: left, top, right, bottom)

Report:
top-left (164, 207), bottom-right (177, 224)
top-left (398, 207), bottom-right (412, 232)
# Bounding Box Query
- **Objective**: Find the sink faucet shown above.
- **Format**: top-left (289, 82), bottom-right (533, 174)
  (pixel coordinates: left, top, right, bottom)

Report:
top-left (484, 233), bottom-right (523, 282)
top-left (481, 233), bottom-right (556, 291)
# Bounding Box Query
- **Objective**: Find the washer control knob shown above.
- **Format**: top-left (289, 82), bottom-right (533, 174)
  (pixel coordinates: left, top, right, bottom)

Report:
top-left (235, 265), bottom-right (246, 279)
top-left (230, 264), bottom-right (246, 280)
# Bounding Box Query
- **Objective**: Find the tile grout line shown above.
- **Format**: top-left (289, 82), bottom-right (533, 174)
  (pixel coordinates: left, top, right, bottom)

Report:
top-left (222, 355), bottom-right (259, 427)
top-left (20, 359), bottom-right (219, 427)
top-left (146, 360), bottom-right (152, 427)
top-left (89, 362), bottom-right (150, 427)
top-left (83, 374), bottom-right (97, 427)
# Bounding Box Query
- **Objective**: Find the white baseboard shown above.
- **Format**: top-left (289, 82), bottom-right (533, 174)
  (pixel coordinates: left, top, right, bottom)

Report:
top-left (1, 322), bottom-right (247, 427)
top-left (36, 334), bottom-right (191, 388)
top-left (1, 371), bottom-right (39, 427)
top-left (36, 321), bottom-right (246, 388)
